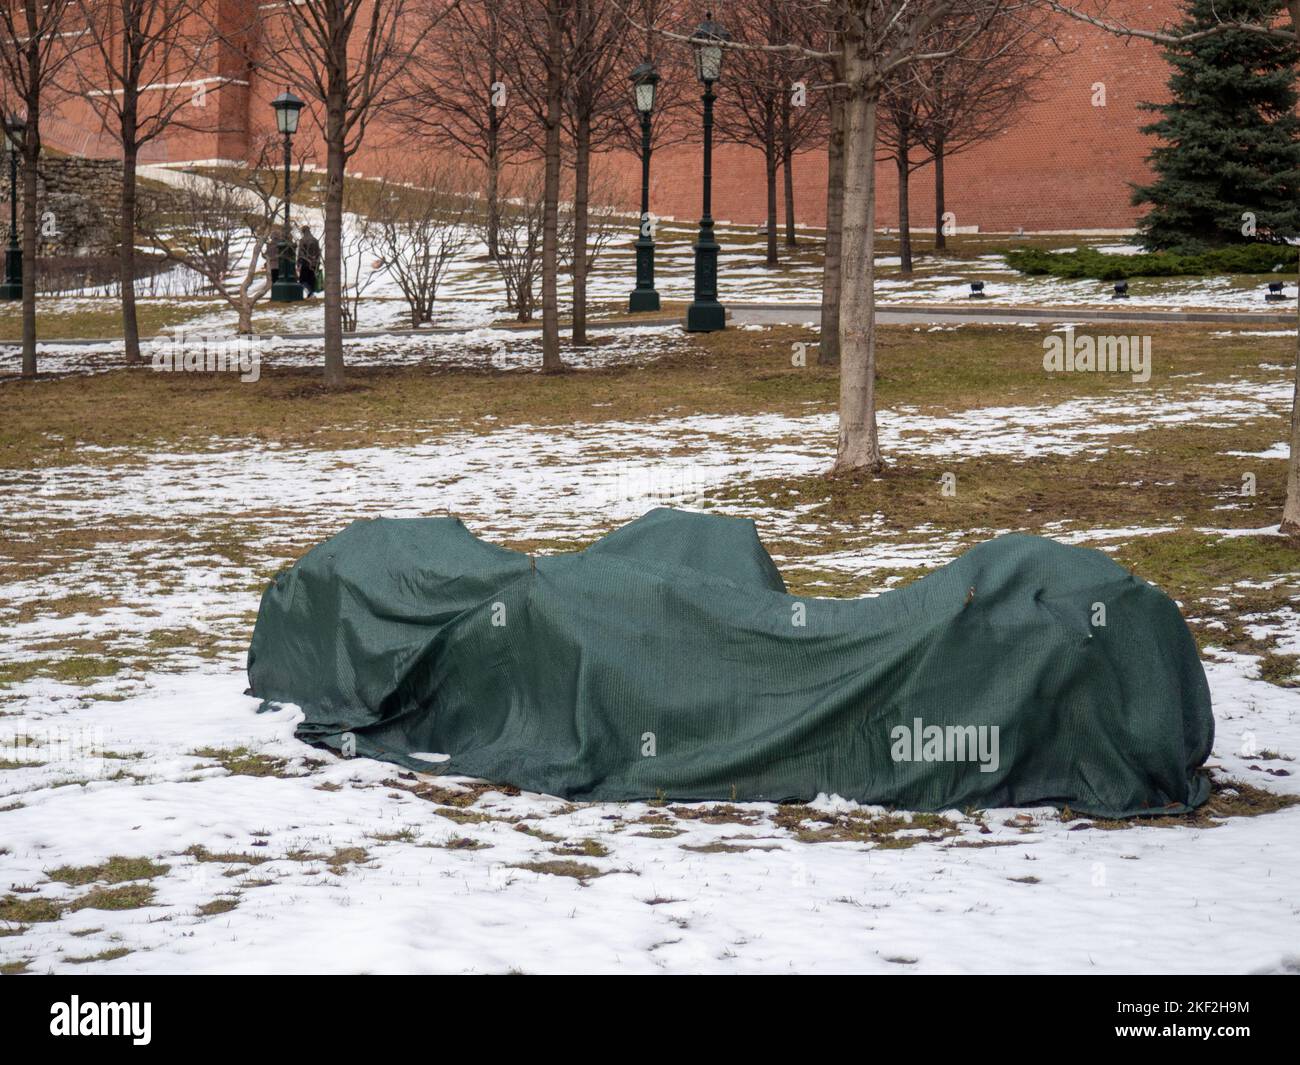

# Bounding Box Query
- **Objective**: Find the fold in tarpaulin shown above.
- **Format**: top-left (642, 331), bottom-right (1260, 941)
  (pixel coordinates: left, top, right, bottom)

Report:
top-left (247, 508), bottom-right (1214, 817)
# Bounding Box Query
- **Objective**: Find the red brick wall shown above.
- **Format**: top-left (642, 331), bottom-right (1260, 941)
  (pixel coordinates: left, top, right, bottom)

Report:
top-left (46, 1), bottom-right (1182, 233)
top-left (641, 2), bottom-right (1181, 232)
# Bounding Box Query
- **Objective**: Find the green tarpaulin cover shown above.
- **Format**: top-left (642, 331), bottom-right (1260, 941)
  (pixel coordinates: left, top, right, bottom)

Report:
top-left (247, 508), bottom-right (1213, 817)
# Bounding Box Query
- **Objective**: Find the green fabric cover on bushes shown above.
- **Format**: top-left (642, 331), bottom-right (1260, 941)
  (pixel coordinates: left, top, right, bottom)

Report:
top-left (247, 508), bottom-right (1214, 817)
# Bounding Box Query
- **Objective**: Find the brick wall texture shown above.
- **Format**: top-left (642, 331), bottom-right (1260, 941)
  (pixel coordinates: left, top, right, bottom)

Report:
top-left (44, 1), bottom-right (1184, 234)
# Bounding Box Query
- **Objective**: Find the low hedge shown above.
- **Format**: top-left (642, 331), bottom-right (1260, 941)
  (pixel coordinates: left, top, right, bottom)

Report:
top-left (1004, 243), bottom-right (1299, 281)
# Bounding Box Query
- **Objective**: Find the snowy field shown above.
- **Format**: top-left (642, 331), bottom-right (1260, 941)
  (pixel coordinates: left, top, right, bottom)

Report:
top-left (2, 329), bottom-right (1298, 974)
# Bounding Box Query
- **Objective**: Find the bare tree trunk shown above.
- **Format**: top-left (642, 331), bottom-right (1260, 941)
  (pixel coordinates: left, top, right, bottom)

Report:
top-left (20, 131), bottom-right (38, 378)
top-left (832, 78), bottom-right (882, 474)
top-left (781, 97), bottom-right (797, 248)
top-left (765, 126), bottom-right (779, 267)
top-left (1283, 0), bottom-right (1300, 532)
top-left (120, 136), bottom-right (141, 365)
top-left (540, 0), bottom-right (564, 373)
top-left (818, 89), bottom-right (844, 367)
top-left (934, 129), bottom-right (946, 251)
top-left (486, 126), bottom-right (501, 261)
top-left (896, 120), bottom-right (912, 276)
top-left (572, 111), bottom-right (590, 345)
top-left (1285, 270), bottom-right (1300, 532)
top-left (323, 87), bottom-right (346, 387)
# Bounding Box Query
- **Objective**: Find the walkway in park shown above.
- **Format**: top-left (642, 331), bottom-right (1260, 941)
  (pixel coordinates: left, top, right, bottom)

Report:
top-left (3, 300), bottom-right (1296, 349)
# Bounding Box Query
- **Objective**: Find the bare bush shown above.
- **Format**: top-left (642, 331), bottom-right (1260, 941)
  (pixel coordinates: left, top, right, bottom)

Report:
top-left (559, 164), bottom-right (625, 279)
top-left (356, 162), bottom-right (475, 327)
top-left (141, 140), bottom-right (306, 334)
top-left (478, 169), bottom-right (549, 323)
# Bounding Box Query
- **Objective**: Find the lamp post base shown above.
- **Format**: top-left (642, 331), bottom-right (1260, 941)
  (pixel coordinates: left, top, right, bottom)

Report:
top-left (629, 236), bottom-right (659, 313)
top-left (685, 300), bottom-right (725, 332)
top-left (271, 279), bottom-right (305, 303)
top-left (271, 242), bottom-right (302, 302)
top-left (1, 245), bottom-right (22, 300)
top-left (687, 226), bottom-right (724, 332)
top-left (629, 288), bottom-right (661, 313)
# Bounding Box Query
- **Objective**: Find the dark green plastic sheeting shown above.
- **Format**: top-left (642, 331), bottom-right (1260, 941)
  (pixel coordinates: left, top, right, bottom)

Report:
top-left (247, 508), bottom-right (1214, 817)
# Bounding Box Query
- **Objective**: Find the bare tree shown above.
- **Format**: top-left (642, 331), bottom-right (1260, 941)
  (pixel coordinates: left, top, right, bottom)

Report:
top-left (539, 0), bottom-right (567, 370)
top-left (562, 0), bottom-right (636, 344)
top-left (477, 163), bottom-right (623, 325)
top-left (0, 0), bottom-right (86, 377)
top-left (1042, 2), bottom-right (1300, 533)
top-left (392, 2), bottom-right (529, 262)
top-left (336, 216), bottom-right (376, 333)
top-left (75, 0), bottom-right (211, 366)
top-left (778, 0), bottom-right (836, 250)
top-left (358, 162), bottom-right (474, 327)
top-left (560, 163), bottom-right (624, 277)
top-left (652, 1), bottom-right (1010, 472)
top-left (607, 0), bottom-right (696, 154)
top-left (876, 67), bottom-right (928, 274)
top-left (818, 54), bottom-right (845, 366)
top-left (915, 7), bottom-right (1050, 250)
top-left (832, 3), bottom-right (1025, 471)
top-left (715, 2), bottom-right (794, 266)
top-left (490, 0), bottom-right (574, 370)
top-left (779, 64), bottom-right (827, 246)
top-left (879, 5), bottom-right (1047, 270)
top-left (253, 0), bottom-right (452, 386)
top-left (478, 168), bottom-right (551, 322)
top-left (141, 141), bottom-right (304, 334)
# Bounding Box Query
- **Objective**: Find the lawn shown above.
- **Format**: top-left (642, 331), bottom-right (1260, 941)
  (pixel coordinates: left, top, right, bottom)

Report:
top-left (1, 319), bottom-right (1298, 974)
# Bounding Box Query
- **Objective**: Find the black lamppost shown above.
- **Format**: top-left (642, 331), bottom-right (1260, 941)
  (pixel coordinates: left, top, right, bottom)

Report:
top-left (685, 16), bottom-right (729, 333)
top-left (1, 113), bottom-right (25, 301)
top-left (628, 60), bottom-right (661, 313)
top-left (270, 90), bottom-right (305, 303)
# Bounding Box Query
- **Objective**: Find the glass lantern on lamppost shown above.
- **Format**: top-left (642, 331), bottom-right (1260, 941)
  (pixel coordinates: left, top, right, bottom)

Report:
top-left (628, 60), bottom-right (661, 313)
top-left (270, 90), bottom-right (305, 302)
top-left (685, 16), bottom-right (729, 332)
top-left (1, 113), bottom-right (26, 301)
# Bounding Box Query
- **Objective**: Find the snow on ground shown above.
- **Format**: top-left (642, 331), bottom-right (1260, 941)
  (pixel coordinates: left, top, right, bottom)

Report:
top-left (3, 360), bottom-right (1290, 664)
top-left (1, 657), bottom-right (1297, 975)
top-left (1, 323), bottom-right (684, 378)
top-left (2, 342), bottom-right (1297, 974)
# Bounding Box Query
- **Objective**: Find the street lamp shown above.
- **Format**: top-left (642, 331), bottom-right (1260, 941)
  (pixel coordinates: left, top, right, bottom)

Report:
top-left (628, 60), bottom-right (661, 313)
top-left (270, 90), bottom-right (305, 303)
top-left (1, 113), bottom-right (25, 301)
top-left (686, 15), bottom-right (729, 332)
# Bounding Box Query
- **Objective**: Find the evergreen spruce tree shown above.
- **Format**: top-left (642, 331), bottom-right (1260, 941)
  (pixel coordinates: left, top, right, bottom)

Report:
top-left (1134, 0), bottom-right (1300, 253)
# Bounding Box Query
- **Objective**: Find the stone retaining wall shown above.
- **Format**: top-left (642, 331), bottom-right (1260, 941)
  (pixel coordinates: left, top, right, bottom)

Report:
top-left (4, 156), bottom-right (124, 254)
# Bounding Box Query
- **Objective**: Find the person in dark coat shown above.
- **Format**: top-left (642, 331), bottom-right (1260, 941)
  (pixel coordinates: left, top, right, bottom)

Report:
top-left (296, 225), bottom-right (322, 296)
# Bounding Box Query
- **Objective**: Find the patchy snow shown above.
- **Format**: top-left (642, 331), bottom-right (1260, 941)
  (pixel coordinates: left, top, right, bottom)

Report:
top-left (0, 655), bottom-right (1296, 975)
top-left (1225, 442), bottom-right (1290, 460)
top-left (2, 364), bottom-right (1289, 667)
top-left (0, 323), bottom-right (684, 378)
top-left (2, 329), bottom-right (1297, 973)
top-left (4, 189), bottom-right (1295, 365)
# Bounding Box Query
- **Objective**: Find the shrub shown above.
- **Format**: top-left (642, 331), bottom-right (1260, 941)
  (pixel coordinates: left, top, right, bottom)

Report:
top-left (1003, 243), bottom-right (1299, 281)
